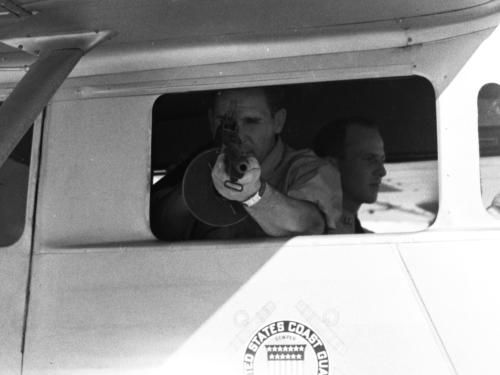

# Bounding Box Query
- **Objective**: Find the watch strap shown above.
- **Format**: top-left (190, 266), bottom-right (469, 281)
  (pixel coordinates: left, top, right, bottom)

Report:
top-left (242, 181), bottom-right (266, 207)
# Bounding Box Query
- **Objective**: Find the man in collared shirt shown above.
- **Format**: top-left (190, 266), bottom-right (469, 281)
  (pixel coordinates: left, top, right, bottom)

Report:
top-left (151, 86), bottom-right (342, 240)
top-left (314, 117), bottom-right (387, 234)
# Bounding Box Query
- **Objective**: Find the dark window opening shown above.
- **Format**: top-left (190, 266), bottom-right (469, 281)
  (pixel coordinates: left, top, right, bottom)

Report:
top-left (151, 76), bottom-right (437, 239)
top-left (478, 83), bottom-right (500, 218)
top-left (0, 126), bottom-right (33, 246)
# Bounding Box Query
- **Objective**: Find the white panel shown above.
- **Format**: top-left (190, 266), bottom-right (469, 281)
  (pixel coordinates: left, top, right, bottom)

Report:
top-left (36, 96), bottom-right (156, 246)
top-left (1, 0), bottom-right (498, 82)
top-left (0, 118), bottom-right (42, 374)
top-left (400, 237), bottom-right (500, 375)
top-left (434, 25), bottom-right (500, 228)
top-left (0, 242), bottom-right (30, 375)
top-left (6, 0), bottom-right (489, 46)
top-left (23, 239), bottom-right (454, 374)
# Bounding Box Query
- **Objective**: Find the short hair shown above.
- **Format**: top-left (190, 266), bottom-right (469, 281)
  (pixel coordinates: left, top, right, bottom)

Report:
top-left (314, 117), bottom-right (379, 159)
top-left (211, 86), bottom-right (286, 115)
top-left (261, 85), bottom-right (286, 114)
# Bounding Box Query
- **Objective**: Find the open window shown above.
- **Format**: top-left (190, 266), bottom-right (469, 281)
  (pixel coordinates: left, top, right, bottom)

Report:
top-left (0, 126), bottom-right (33, 246)
top-left (150, 76), bottom-right (437, 239)
top-left (478, 83), bottom-right (500, 218)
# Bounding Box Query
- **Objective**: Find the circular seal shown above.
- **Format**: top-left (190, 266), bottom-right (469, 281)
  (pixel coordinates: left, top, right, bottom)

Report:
top-left (243, 320), bottom-right (329, 375)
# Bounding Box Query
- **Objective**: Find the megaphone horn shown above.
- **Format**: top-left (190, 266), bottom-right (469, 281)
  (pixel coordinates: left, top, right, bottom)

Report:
top-left (182, 148), bottom-right (248, 227)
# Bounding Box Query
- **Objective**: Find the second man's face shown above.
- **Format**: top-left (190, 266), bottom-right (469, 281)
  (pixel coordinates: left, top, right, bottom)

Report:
top-left (211, 88), bottom-right (284, 164)
top-left (340, 124), bottom-right (387, 206)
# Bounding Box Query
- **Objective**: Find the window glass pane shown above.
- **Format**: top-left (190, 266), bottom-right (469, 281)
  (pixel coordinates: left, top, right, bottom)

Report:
top-left (478, 83), bottom-right (500, 218)
top-left (0, 127), bottom-right (33, 246)
top-left (150, 76), bottom-right (438, 240)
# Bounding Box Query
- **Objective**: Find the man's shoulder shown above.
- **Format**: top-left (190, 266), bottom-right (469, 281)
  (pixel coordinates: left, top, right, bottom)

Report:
top-left (282, 144), bottom-right (330, 169)
top-left (280, 144), bottom-right (343, 230)
top-left (282, 145), bottom-right (340, 182)
top-left (280, 144), bottom-right (341, 193)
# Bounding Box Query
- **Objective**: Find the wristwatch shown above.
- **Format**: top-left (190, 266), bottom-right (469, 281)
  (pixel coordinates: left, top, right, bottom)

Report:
top-left (242, 181), bottom-right (267, 207)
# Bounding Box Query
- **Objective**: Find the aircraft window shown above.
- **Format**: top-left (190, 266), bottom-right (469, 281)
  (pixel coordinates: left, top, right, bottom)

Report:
top-left (0, 126), bottom-right (33, 246)
top-left (150, 76), bottom-right (437, 240)
top-left (478, 83), bottom-right (500, 218)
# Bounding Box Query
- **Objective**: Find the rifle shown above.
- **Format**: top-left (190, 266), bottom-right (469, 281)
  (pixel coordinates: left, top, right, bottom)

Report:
top-left (215, 100), bottom-right (249, 191)
top-left (181, 100), bottom-right (249, 226)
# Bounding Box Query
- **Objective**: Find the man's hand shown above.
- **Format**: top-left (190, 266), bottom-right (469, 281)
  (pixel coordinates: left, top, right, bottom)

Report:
top-left (211, 153), bottom-right (261, 202)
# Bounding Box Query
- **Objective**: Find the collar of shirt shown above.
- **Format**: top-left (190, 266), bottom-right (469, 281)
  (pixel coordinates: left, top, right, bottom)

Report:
top-left (336, 209), bottom-right (357, 234)
top-left (341, 210), bottom-right (355, 226)
top-left (260, 137), bottom-right (285, 180)
top-left (342, 210), bottom-right (367, 234)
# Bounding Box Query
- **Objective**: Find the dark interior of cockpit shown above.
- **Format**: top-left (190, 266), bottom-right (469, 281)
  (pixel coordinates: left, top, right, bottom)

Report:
top-left (151, 76), bottom-right (438, 235)
top-left (0, 126), bottom-right (32, 246)
top-left (152, 76), bottom-right (436, 171)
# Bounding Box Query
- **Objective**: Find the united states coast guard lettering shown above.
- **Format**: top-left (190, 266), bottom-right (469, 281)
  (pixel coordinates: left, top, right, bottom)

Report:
top-left (243, 320), bottom-right (329, 375)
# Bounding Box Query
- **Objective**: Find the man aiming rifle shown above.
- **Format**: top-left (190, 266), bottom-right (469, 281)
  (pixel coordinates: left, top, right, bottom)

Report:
top-left (151, 86), bottom-right (342, 240)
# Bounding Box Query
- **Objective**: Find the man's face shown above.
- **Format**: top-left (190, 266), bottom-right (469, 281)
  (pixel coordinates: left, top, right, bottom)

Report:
top-left (210, 88), bottom-right (285, 163)
top-left (339, 124), bottom-right (387, 206)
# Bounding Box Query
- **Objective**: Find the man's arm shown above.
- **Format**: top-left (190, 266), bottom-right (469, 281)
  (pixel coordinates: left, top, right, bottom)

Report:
top-left (150, 184), bottom-right (196, 240)
top-left (246, 183), bottom-right (325, 236)
top-left (211, 154), bottom-right (326, 236)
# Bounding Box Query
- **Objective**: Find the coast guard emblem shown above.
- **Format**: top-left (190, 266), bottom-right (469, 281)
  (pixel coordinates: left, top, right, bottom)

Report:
top-left (243, 320), bottom-right (329, 375)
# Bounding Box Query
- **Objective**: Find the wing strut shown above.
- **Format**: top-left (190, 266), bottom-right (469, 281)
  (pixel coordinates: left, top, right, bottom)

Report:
top-left (0, 49), bottom-right (82, 166)
top-left (0, 31), bottom-right (114, 168)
